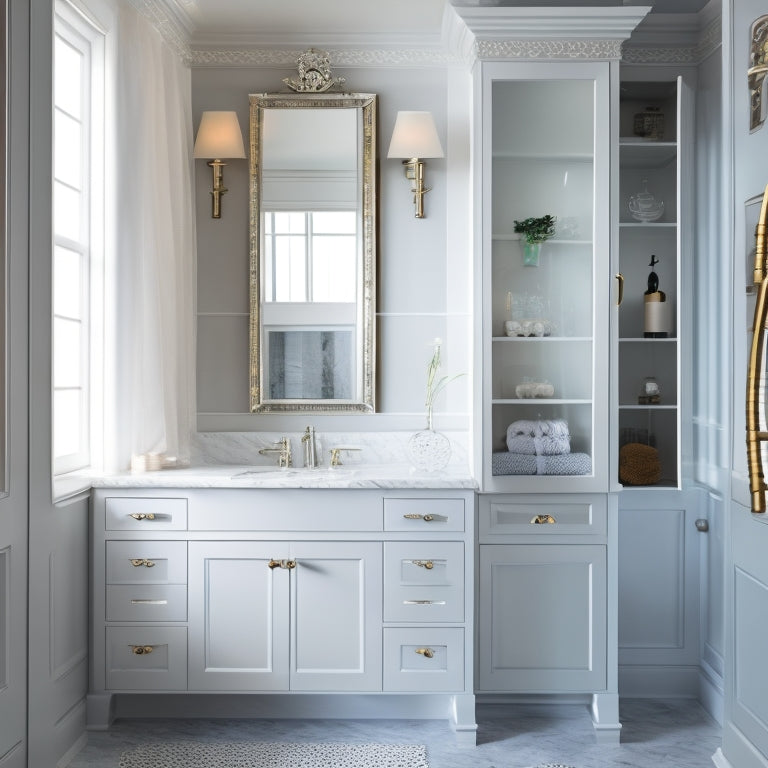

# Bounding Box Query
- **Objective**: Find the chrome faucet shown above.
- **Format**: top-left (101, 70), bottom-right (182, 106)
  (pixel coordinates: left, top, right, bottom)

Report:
top-left (301, 426), bottom-right (318, 469)
top-left (258, 437), bottom-right (292, 468)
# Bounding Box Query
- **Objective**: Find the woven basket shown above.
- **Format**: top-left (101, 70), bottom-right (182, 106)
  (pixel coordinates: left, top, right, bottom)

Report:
top-left (619, 442), bottom-right (661, 485)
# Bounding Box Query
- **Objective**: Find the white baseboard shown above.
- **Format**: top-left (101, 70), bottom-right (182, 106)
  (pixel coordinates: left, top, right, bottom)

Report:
top-left (618, 665), bottom-right (700, 698)
top-left (699, 664), bottom-right (724, 725)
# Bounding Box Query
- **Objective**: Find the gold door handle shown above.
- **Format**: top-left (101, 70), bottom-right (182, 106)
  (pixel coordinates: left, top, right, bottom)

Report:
top-left (129, 513), bottom-right (155, 521)
top-left (615, 273), bottom-right (624, 306)
top-left (130, 558), bottom-right (156, 568)
top-left (403, 599), bottom-right (446, 605)
top-left (403, 513), bottom-right (434, 522)
top-left (415, 647), bottom-right (435, 658)
top-left (268, 559), bottom-right (297, 569)
top-left (285, 559), bottom-right (296, 569)
top-left (530, 514), bottom-right (556, 524)
top-left (411, 560), bottom-right (434, 569)
top-left (131, 645), bottom-right (154, 655)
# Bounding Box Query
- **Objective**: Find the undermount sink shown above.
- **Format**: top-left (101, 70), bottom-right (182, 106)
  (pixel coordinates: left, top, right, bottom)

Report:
top-left (231, 466), bottom-right (358, 480)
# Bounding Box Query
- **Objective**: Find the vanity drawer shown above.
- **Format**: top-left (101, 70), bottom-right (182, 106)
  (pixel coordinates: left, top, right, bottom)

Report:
top-left (105, 497), bottom-right (188, 531)
top-left (105, 626), bottom-right (187, 690)
top-left (106, 584), bottom-right (188, 622)
top-left (383, 542), bottom-right (464, 622)
top-left (106, 541), bottom-right (187, 584)
top-left (383, 627), bottom-right (464, 692)
top-left (383, 498), bottom-right (465, 532)
top-left (480, 494), bottom-right (607, 541)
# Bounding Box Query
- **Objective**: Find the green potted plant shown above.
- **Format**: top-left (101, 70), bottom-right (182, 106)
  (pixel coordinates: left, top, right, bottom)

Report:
top-left (514, 215), bottom-right (556, 266)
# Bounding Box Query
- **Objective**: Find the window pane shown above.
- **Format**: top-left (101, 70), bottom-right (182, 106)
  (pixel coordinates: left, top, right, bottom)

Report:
top-left (274, 235), bottom-right (306, 301)
top-left (54, 108), bottom-right (82, 189)
top-left (53, 389), bottom-right (83, 458)
top-left (54, 181), bottom-right (81, 241)
top-left (54, 246), bottom-right (82, 319)
top-left (273, 212), bottom-right (305, 233)
top-left (54, 316), bottom-right (82, 388)
top-left (312, 236), bottom-right (357, 302)
top-left (54, 36), bottom-right (82, 118)
top-left (313, 211), bottom-right (356, 234)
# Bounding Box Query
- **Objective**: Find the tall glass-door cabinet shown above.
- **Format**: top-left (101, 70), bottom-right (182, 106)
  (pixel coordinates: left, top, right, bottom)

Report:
top-left (479, 61), bottom-right (612, 494)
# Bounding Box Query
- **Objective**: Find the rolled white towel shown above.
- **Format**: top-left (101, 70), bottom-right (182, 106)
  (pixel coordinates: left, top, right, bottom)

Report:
top-left (506, 419), bottom-right (571, 455)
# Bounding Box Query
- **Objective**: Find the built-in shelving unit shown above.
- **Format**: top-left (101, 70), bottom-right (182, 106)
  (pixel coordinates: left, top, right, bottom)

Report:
top-left (617, 79), bottom-right (683, 488)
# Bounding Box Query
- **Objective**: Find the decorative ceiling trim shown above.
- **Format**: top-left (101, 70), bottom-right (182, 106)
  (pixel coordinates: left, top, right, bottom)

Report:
top-left (622, 15), bottom-right (721, 64)
top-left (189, 46), bottom-right (459, 68)
top-left (127, 0), bottom-right (192, 63)
top-left (476, 38), bottom-right (624, 61)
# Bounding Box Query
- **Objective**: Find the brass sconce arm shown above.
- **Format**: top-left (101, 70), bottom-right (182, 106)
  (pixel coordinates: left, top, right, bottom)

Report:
top-left (208, 159), bottom-right (228, 219)
top-left (402, 158), bottom-right (431, 219)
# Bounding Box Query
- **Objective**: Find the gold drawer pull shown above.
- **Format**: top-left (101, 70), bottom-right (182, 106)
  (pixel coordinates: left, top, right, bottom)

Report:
top-left (131, 645), bottom-right (154, 655)
top-left (411, 560), bottom-right (434, 570)
top-left (415, 647), bottom-right (435, 658)
top-left (130, 558), bottom-right (156, 568)
top-left (129, 513), bottom-right (155, 521)
top-left (403, 599), bottom-right (446, 606)
top-left (403, 513), bottom-right (434, 522)
top-left (268, 559), bottom-right (297, 570)
top-left (531, 514), bottom-right (556, 524)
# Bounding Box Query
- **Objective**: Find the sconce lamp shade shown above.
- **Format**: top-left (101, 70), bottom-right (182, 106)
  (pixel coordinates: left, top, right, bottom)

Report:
top-left (193, 111), bottom-right (246, 159)
top-left (387, 111), bottom-right (444, 159)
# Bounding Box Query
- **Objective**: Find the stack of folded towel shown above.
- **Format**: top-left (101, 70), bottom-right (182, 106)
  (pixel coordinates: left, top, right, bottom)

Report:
top-left (492, 418), bottom-right (592, 476)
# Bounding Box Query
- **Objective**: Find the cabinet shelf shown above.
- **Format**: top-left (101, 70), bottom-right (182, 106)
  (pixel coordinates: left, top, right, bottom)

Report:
top-left (493, 336), bottom-right (592, 343)
top-left (492, 235), bottom-right (592, 246)
top-left (492, 398), bottom-right (592, 405)
top-left (619, 404), bottom-right (677, 410)
top-left (619, 336), bottom-right (677, 343)
top-left (493, 151), bottom-right (593, 162)
top-left (619, 141), bottom-right (677, 168)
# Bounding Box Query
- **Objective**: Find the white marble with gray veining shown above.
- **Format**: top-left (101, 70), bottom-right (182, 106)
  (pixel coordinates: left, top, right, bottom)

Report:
top-left (91, 432), bottom-right (476, 490)
top-left (66, 699), bottom-right (722, 768)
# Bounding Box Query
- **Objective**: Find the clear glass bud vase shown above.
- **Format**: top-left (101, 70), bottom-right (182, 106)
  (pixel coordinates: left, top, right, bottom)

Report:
top-left (408, 407), bottom-right (451, 472)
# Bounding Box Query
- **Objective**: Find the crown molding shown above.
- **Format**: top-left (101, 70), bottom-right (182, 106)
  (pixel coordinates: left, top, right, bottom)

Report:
top-left (622, 13), bottom-right (721, 64)
top-left (128, 0), bottom-right (192, 63)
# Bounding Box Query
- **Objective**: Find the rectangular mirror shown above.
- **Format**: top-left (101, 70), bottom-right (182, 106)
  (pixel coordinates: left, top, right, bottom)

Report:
top-left (249, 92), bottom-right (377, 413)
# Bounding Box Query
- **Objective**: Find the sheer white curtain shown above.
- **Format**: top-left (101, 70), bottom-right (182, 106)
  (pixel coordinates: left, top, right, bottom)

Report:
top-left (112, 2), bottom-right (196, 470)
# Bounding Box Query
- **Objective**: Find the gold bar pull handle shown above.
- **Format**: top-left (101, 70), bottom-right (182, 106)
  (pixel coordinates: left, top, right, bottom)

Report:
top-left (130, 558), bottom-right (156, 568)
top-left (268, 559), bottom-right (281, 569)
top-left (411, 560), bottom-right (434, 570)
top-left (403, 513), bottom-right (434, 522)
top-left (268, 559), bottom-right (296, 569)
top-left (131, 645), bottom-right (154, 655)
top-left (531, 514), bottom-right (556, 524)
top-left (129, 513), bottom-right (155, 521)
top-left (615, 273), bottom-right (624, 306)
top-left (415, 647), bottom-right (435, 659)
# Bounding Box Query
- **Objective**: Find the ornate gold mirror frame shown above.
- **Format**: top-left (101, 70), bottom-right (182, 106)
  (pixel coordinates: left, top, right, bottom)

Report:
top-left (248, 66), bottom-right (376, 413)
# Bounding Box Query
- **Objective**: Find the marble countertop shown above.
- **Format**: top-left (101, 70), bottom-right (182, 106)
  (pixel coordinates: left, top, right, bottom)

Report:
top-left (90, 463), bottom-right (477, 490)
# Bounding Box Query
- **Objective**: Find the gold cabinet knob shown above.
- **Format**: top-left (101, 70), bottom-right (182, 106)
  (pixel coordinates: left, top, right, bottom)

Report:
top-left (131, 645), bottom-right (154, 655)
top-left (268, 559), bottom-right (297, 569)
top-left (411, 560), bottom-right (434, 570)
top-left (415, 647), bottom-right (435, 659)
top-left (403, 513), bottom-right (434, 522)
top-left (129, 513), bottom-right (155, 521)
top-left (130, 558), bottom-right (156, 568)
top-left (530, 514), bottom-right (556, 524)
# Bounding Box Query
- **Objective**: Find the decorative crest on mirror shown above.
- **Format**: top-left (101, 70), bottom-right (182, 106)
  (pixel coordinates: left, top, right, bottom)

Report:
top-left (283, 48), bottom-right (346, 93)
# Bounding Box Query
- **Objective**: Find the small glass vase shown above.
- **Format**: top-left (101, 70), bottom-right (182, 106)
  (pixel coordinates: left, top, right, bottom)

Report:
top-left (408, 409), bottom-right (451, 472)
top-left (522, 241), bottom-right (541, 267)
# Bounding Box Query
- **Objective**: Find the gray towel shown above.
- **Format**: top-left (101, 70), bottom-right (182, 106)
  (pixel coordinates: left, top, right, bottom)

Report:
top-left (506, 419), bottom-right (571, 455)
top-left (492, 451), bottom-right (591, 476)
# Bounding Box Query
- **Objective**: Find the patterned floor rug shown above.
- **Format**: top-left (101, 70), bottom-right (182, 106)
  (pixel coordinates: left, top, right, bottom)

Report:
top-left (118, 741), bottom-right (430, 768)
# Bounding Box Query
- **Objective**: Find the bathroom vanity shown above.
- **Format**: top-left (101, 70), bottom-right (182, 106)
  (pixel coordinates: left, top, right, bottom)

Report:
top-left (87, 467), bottom-right (477, 743)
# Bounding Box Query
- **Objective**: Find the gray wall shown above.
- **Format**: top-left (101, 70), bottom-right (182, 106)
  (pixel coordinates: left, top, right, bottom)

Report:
top-left (192, 63), bottom-right (473, 435)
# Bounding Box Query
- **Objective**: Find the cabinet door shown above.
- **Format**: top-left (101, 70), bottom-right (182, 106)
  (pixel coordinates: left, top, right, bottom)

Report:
top-left (188, 541), bottom-right (289, 691)
top-left (290, 541), bottom-right (382, 692)
top-left (481, 61), bottom-right (611, 493)
top-left (478, 543), bottom-right (606, 692)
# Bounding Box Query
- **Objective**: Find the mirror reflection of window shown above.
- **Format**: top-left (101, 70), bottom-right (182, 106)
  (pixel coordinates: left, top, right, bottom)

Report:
top-left (264, 211), bottom-right (357, 303)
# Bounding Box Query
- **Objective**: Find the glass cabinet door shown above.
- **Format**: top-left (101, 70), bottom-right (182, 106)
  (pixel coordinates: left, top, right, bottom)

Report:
top-left (482, 62), bottom-right (611, 493)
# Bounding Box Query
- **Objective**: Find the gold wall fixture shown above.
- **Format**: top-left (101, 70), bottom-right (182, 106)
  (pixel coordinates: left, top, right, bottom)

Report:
top-left (749, 16), bottom-right (768, 132)
top-left (193, 111), bottom-right (246, 218)
top-left (387, 111), bottom-right (444, 218)
top-left (746, 184), bottom-right (768, 512)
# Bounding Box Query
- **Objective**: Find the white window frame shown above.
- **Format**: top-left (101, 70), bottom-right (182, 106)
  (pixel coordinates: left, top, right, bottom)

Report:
top-left (53, 0), bottom-right (105, 478)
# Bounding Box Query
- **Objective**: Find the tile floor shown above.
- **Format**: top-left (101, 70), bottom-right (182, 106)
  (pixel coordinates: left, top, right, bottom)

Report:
top-left (68, 699), bottom-right (721, 768)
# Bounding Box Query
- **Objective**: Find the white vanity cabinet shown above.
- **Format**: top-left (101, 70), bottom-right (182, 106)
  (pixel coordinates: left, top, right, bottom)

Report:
top-left (88, 485), bottom-right (476, 742)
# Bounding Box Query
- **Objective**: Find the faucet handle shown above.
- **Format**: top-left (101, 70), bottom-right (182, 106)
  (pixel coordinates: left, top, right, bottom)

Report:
top-left (329, 446), bottom-right (361, 467)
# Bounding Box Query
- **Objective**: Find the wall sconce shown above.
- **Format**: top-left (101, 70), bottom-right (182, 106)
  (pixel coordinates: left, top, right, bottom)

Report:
top-left (193, 111), bottom-right (246, 219)
top-left (387, 111), bottom-right (444, 219)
